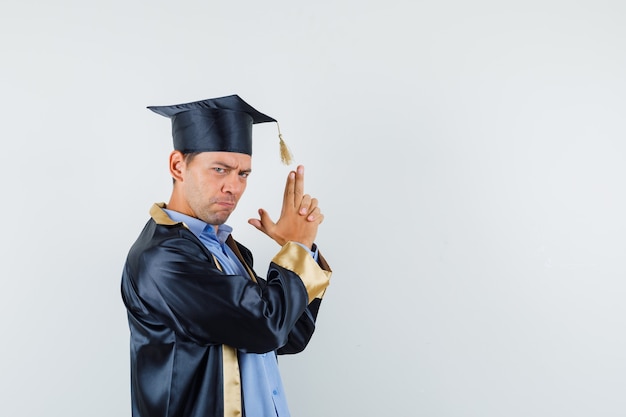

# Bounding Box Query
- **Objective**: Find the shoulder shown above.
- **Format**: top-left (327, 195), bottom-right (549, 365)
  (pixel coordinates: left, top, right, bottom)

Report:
top-left (127, 219), bottom-right (212, 267)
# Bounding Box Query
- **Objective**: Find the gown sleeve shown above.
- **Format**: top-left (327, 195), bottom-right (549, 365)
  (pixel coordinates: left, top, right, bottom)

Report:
top-left (235, 240), bottom-right (332, 355)
top-left (277, 251), bottom-right (332, 354)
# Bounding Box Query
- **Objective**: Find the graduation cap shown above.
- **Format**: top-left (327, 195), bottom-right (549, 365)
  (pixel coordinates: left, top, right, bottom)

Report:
top-left (148, 94), bottom-right (293, 164)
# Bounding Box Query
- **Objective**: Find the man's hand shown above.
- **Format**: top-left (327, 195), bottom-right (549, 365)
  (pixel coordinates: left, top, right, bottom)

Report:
top-left (248, 165), bottom-right (324, 248)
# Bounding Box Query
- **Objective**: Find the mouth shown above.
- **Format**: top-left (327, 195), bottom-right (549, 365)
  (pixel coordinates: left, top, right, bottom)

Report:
top-left (214, 200), bottom-right (236, 209)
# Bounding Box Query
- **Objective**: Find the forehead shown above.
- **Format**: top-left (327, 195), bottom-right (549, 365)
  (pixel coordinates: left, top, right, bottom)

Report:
top-left (192, 151), bottom-right (252, 169)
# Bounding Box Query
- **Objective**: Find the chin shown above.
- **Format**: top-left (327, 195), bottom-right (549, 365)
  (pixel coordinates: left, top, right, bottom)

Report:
top-left (204, 212), bottom-right (232, 226)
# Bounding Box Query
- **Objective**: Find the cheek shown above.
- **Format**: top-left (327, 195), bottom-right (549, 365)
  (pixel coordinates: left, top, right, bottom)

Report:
top-left (187, 174), bottom-right (215, 197)
top-left (236, 180), bottom-right (249, 198)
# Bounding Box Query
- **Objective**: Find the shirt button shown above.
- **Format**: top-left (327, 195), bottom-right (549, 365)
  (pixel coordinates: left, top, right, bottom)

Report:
top-left (272, 390), bottom-right (278, 396)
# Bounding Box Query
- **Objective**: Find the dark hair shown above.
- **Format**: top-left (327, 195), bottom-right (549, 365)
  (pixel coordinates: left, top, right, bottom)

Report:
top-left (183, 152), bottom-right (201, 164)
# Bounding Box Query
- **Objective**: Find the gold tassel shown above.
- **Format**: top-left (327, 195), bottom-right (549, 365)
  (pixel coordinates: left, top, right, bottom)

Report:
top-left (277, 122), bottom-right (294, 165)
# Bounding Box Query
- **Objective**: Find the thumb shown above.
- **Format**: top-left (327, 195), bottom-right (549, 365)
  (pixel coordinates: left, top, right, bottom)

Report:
top-left (257, 208), bottom-right (275, 228)
top-left (248, 208), bottom-right (274, 233)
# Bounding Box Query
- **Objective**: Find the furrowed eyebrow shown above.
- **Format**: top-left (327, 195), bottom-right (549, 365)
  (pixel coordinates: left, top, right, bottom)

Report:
top-left (213, 161), bottom-right (237, 170)
top-left (213, 161), bottom-right (251, 174)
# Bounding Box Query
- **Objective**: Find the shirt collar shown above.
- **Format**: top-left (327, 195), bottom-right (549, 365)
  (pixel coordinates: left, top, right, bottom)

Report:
top-left (163, 208), bottom-right (233, 244)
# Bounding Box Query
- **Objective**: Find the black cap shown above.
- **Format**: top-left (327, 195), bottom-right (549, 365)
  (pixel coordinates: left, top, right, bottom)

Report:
top-left (148, 94), bottom-right (277, 155)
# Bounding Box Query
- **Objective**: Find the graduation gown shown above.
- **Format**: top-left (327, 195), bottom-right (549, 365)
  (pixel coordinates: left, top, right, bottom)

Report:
top-left (121, 203), bottom-right (332, 417)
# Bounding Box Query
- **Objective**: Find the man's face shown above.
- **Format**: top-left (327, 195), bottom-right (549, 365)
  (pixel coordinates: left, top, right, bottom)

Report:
top-left (179, 151), bottom-right (252, 225)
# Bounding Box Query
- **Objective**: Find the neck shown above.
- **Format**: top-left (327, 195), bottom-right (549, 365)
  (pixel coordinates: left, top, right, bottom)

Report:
top-left (167, 191), bottom-right (192, 218)
top-left (168, 190), bottom-right (221, 232)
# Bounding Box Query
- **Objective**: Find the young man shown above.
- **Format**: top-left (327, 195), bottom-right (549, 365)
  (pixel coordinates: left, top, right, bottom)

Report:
top-left (121, 95), bottom-right (331, 417)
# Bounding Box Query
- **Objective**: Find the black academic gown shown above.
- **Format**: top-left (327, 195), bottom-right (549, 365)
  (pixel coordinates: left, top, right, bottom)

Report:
top-left (121, 203), bottom-right (331, 417)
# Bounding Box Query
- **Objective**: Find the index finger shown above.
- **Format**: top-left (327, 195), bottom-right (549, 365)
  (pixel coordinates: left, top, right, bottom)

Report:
top-left (282, 169), bottom-right (296, 207)
top-left (293, 165), bottom-right (305, 207)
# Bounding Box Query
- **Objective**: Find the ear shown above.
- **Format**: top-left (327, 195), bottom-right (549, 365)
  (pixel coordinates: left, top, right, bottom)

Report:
top-left (169, 151), bottom-right (185, 182)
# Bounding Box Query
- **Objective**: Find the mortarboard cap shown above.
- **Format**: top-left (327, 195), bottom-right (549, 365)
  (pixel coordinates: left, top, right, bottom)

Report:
top-left (148, 94), bottom-right (293, 164)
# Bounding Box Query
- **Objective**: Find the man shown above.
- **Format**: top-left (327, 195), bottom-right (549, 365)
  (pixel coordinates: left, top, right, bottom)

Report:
top-left (121, 94), bottom-right (332, 417)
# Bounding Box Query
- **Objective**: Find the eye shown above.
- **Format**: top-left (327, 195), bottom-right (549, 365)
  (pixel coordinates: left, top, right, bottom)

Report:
top-left (239, 171), bottom-right (250, 179)
top-left (213, 167), bottom-right (226, 174)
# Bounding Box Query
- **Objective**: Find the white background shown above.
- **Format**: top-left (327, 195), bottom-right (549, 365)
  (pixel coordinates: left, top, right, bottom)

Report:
top-left (2, 1), bottom-right (625, 416)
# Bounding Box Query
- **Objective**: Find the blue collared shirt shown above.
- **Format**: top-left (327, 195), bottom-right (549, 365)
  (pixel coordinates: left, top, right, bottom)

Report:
top-left (163, 209), bottom-right (314, 417)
